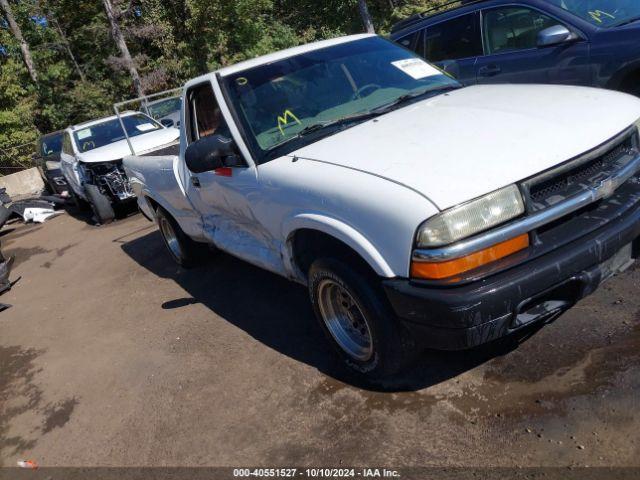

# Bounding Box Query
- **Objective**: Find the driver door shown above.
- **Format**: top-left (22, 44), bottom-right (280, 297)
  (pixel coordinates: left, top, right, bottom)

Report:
top-left (182, 81), bottom-right (281, 272)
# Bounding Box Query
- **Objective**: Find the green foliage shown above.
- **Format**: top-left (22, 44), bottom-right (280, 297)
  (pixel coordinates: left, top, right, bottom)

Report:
top-left (0, 0), bottom-right (439, 158)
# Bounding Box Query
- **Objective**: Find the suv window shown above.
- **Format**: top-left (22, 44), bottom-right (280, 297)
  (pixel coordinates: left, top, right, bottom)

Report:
top-left (483, 7), bottom-right (558, 55)
top-left (186, 82), bottom-right (230, 143)
top-left (62, 133), bottom-right (74, 155)
top-left (40, 133), bottom-right (64, 157)
top-left (396, 30), bottom-right (422, 54)
top-left (424, 13), bottom-right (482, 63)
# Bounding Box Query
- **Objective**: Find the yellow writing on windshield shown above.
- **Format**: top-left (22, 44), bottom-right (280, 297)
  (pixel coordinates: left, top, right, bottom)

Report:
top-left (589, 10), bottom-right (615, 23)
top-left (277, 109), bottom-right (301, 136)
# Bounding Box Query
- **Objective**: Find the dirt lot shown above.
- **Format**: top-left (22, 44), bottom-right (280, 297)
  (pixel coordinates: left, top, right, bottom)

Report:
top-left (1, 211), bottom-right (639, 469)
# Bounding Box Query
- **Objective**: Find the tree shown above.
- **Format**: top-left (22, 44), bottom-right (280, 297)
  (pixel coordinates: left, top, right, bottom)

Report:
top-left (358, 0), bottom-right (375, 33)
top-left (49, 13), bottom-right (86, 82)
top-left (0, 0), bottom-right (38, 83)
top-left (101, 0), bottom-right (144, 98)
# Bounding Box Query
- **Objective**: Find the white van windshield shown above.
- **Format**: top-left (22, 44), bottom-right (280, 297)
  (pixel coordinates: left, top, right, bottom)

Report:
top-left (74, 114), bottom-right (162, 153)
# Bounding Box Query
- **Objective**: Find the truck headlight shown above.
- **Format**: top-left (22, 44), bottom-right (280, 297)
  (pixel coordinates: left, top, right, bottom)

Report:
top-left (416, 184), bottom-right (525, 248)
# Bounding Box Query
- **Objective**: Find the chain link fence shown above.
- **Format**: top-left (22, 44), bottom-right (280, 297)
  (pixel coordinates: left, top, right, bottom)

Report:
top-left (0, 141), bottom-right (37, 176)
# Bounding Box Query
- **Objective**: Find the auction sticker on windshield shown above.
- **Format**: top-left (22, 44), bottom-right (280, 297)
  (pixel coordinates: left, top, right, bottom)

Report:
top-left (391, 58), bottom-right (441, 80)
top-left (76, 128), bottom-right (92, 140)
top-left (136, 123), bottom-right (156, 132)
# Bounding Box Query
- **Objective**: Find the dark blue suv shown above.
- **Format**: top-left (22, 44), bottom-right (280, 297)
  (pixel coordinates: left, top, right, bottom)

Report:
top-left (390, 0), bottom-right (640, 95)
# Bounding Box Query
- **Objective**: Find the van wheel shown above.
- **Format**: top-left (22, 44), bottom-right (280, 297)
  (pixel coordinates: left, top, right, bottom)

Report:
top-left (308, 258), bottom-right (415, 379)
top-left (85, 184), bottom-right (115, 225)
top-left (156, 207), bottom-right (205, 268)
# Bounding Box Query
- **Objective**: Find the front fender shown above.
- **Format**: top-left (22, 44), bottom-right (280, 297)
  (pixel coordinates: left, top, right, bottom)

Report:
top-left (60, 158), bottom-right (85, 199)
top-left (282, 213), bottom-right (396, 279)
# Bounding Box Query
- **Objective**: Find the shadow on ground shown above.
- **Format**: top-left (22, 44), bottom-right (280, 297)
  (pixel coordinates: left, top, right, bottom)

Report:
top-left (121, 231), bottom-right (542, 393)
top-left (63, 201), bottom-right (138, 226)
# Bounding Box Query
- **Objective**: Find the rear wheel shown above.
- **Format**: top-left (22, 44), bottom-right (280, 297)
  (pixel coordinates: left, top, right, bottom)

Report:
top-left (308, 258), bottom-right (416, 379)
top-left (85, 184), bottom-right (115, 225)
top-left (156, 207), bottom-right (207, 268)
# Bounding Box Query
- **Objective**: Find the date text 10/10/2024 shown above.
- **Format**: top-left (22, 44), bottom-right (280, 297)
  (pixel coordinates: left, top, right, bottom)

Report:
top-left (233, 468), bottom-right (401, 478)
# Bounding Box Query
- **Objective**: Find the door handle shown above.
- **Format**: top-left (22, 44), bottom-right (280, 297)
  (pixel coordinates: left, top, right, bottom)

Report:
top-left (478, 65), bottom-right (502, 77)
top-left (190, 176), bottom-right (201, 188)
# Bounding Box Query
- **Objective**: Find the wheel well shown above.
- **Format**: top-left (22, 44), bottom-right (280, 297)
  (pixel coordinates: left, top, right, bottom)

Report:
top-left (616, 68), bottom-right (640, 95)
top-left (145, 196), bottom-right (159, 211)
top-left (290, 229), bottom-right (377, 280)
top-left (137, 196), bottom-right (160, 222)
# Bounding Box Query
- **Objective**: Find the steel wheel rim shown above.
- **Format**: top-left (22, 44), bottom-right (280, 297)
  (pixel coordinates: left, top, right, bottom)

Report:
top-left (317, 279), bottom-right (373, 362)
top-left (159, 217), bottom-right (182, 260)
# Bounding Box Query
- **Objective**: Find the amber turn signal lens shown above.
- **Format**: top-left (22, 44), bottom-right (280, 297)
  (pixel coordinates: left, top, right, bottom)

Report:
top-left (411, 234), bottom-right (530, 280)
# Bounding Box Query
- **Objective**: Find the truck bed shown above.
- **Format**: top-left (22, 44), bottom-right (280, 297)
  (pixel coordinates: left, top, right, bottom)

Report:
top-left (123, 146), bottom-right (205, 240)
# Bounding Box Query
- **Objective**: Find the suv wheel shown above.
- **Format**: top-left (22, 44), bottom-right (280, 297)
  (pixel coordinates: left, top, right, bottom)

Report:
top-left (308, 258), bottom-right (415, 379)
top-left (85, 184), bottom-right (115, 225)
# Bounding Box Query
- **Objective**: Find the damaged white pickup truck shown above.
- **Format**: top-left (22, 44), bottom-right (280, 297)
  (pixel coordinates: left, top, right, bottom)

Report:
top-left (124, 34), bottom-right (640, 378)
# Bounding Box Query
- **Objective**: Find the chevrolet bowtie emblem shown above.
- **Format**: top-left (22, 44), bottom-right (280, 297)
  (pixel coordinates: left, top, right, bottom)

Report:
top-left (594, 177), bottom-right (616, 200)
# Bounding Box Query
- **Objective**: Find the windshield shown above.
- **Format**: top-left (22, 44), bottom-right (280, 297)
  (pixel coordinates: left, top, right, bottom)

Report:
top-left (222, 36), bottom-right (460, 160)
top-left (73, 114), bottom-right (162, 152)
top-left (40, 133), bottom-right (63, 156)
top-left (547, 0), bottom-right (640, 27)
top-left (147, 97), bottom-right (181, 119)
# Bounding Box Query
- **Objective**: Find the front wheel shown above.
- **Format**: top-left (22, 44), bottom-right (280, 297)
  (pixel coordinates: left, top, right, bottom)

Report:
top-left (85, 184), bottom-right (115, 225)
top-left (308, 258), bottom-right (416, 379)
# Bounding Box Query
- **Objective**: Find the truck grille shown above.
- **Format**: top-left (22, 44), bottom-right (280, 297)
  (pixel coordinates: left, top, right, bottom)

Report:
top-left (524, 129), bottom-right (639, 212)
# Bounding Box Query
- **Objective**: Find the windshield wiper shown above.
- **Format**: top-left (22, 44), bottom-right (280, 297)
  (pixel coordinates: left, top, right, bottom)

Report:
top-left (297, 111), bottom-right (382, 136)
top-left (372, 85), bottom-right (461, 115)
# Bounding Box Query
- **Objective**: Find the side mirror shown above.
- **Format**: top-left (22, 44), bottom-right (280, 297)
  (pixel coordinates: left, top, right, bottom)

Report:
top-left (537, 25), bottom-right (576, 47)
top-left (160, 118), bottom-right (175, 128)
top-left (185, 134), bottom-right (236, 174)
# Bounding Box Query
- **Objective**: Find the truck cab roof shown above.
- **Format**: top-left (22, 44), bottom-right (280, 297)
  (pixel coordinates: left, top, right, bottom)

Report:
top-left (186, 34), bottom-right (376, 89)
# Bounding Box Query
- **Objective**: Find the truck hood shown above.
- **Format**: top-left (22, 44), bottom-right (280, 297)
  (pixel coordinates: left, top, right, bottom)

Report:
top-left (291, 84), bottom-right (640, 211)
top-left (77, 127), bottom-right (179, 164)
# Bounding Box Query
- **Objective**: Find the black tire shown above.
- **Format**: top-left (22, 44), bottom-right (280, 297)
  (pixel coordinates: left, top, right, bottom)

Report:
top-left (68, 187), bottom-right (90, 212)
top-left (155, 207), bottom-right (207, 268)
top-left (85, 184), bottom-right (115, 225)
top-left (308, 258), bottom-right (416, 379)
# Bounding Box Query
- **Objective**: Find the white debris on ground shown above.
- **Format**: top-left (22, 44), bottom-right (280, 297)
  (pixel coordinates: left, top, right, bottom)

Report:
top-left (23, 208), bottom-right (62, 224)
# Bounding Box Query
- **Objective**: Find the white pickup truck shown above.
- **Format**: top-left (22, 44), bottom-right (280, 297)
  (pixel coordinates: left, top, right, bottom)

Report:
top-left (124, 34), bottom-right (640, 378)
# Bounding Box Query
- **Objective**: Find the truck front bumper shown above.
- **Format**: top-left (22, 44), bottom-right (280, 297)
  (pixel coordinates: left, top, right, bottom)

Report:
top-left (382, 202), bottom-right (640, 351)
